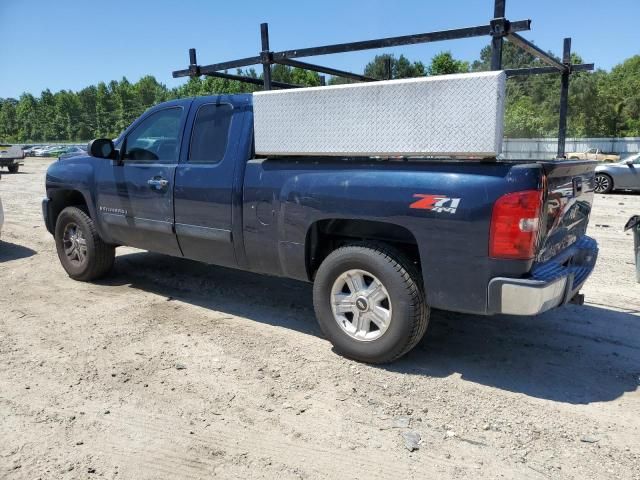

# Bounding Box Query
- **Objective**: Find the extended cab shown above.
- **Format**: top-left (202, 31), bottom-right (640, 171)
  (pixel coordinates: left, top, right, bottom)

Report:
top-left (43, 93), bottom-right (599, 363)
top-left (569, 148), bottom-right (620, 163)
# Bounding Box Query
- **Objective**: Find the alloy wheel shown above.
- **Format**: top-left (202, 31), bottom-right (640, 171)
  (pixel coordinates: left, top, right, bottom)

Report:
top-left (330, 269), bottom-right (392, 341)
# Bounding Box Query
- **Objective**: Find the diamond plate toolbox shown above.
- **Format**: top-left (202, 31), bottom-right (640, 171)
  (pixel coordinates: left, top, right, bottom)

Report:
top-left (253, 71), bottom-right (506, 157)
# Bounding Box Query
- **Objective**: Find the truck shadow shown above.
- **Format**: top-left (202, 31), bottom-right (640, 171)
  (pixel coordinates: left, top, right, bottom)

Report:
top-left (395, 306), bottom-right (640, 405)
top-left (105, 251), bottom-right (639, 405)
top-left (0, 240), bottom-right (37, 262)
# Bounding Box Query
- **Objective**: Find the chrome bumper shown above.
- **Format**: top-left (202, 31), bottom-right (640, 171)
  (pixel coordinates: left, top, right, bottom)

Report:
top-left (488, 236), bottom-right (598, 316)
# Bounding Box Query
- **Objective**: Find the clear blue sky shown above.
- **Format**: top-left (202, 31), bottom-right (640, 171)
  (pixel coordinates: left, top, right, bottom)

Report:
top-left (1, 0), bottom-right (638, 98)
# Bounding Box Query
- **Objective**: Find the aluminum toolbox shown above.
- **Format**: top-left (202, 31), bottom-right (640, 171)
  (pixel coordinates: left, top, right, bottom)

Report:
top-left (253, 71), bottom-right (506, 157)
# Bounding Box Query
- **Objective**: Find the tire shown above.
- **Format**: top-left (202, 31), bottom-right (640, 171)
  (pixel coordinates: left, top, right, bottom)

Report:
top-left (313, 243), bottom-right (429, 364)
top-left (594, 173), bottom-right (613, 194)
top-left (8, 164), bottom-right (19, 173)
top-left (54, 206), bottom-right (115, 281)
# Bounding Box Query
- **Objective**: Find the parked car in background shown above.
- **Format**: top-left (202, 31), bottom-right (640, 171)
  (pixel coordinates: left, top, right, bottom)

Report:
top-left (0, 144), bottom-right (25, 173)
top-left (42, 146), bottom-right (70, 157)
top-left (58, 146), bottom-right (87, 161)
top-left (594, 153), bottom-right (640, 193)
top-left (34, 146), bottom-right (54, 157)
top-left (569, 148), bottom-right (620, 163)
top-left (23, 145), bottom-right (44, 156)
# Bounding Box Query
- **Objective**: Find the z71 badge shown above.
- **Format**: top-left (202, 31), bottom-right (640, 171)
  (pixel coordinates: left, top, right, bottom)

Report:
top-left (410, 194), bottom-right (461, 214)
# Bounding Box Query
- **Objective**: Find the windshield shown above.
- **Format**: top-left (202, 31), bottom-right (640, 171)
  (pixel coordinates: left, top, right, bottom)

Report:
top-left (621, 153), bottom-right (640, 163)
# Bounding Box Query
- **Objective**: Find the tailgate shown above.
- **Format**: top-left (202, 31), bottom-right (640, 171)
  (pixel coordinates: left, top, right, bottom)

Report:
top-left (536, 160), bottom-right (596, 263)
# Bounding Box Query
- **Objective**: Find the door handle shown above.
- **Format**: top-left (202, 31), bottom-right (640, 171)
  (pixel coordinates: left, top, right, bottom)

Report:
top-left (147, 178), bottom-right (169, 190)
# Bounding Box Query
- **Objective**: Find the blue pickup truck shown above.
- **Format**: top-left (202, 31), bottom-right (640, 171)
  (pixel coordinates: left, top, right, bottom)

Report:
top-left (43, 94), bottom-right (598, 363)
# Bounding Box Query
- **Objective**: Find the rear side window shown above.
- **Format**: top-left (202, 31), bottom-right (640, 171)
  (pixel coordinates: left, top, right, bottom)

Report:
top-left (188, 104), bottom-right (233, 164)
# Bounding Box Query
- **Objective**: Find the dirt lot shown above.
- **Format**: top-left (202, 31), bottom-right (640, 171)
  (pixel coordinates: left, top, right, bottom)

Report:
top-left (1, 158), bottom-right (639, 479)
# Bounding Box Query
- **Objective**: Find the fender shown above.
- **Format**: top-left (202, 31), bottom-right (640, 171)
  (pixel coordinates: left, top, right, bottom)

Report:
top-left (45, 156), bottom-right (110, 241)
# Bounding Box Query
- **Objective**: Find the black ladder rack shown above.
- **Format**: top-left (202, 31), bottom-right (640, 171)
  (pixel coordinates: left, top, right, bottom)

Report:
top-left (173, 0), bottom-right (594, 158)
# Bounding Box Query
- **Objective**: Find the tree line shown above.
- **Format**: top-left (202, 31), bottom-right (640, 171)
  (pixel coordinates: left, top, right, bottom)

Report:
top-left (1, 42), bottom-right (639, 143)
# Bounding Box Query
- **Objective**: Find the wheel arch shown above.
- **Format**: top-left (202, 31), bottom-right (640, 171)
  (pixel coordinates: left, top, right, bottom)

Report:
top-left (305, 218), bottom-right (422, 280)
top-left (47, 189), bottom-right (91, 234)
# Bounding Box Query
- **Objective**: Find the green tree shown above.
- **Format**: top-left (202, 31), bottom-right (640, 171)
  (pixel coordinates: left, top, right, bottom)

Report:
top-left (364, 54), bottom-right (425, 80)
top-left (52, 90), bottom-right (81, 140)
top-left (427, 52), bottom-right (469, 76)
top-left (472, 41), bottom-right (539, 71)
top-left (15, 93), bottom-right (39, 141)
top-left (95, 82), bottom-right (114, 138)
top-left (76, 86), bottom-right (97, 140)
top-left (135, 75), bottom-right (169, 109)
top-left (39, 89), bottom-right (57, 141)
top-left (271, 65), bottom-right (320, 87)
top-left (603, 55), bottom-right (640, 136)
top-left (111, 78), bottom-right (141, 133)
top-left (0, 99), bottom-right (18, 141)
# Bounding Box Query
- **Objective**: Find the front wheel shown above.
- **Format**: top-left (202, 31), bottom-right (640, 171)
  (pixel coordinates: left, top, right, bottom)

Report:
top-left (313, 243), bottom-right (429, 364)
top-left (54, 206), bottom-right (115, 281)
top-left (594, 173), bottom-right (613, 194)
top-left (7, 164), bottom-right (19, 173)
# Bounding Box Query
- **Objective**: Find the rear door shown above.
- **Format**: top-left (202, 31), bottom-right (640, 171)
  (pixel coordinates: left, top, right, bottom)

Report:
top-left (95, 102), bottom-right (190, 255)
top-left (173, 98), bottom-right (243, 267)
top-left (536, 160), bottom-right (597, 262)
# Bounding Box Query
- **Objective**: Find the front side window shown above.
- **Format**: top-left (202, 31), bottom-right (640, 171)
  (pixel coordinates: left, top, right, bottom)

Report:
top-left (188, 104), bottom-right (233, 164)
top-left (124, 107), bottom-right (182, 162)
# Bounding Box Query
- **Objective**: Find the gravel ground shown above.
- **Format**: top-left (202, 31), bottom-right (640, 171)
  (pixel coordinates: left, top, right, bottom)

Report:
top-left (1, 158), bottom-right (639, 479)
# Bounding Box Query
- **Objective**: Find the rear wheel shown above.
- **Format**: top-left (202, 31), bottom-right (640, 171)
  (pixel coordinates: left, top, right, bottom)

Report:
top-left (7, 164), bottom-right (19, 173)
top-left (313, 243), bottom-right (429, 364)
top-left (54, 206), bottom-right (115, 281)
top-left (594, 173), bottom-right (613, 194)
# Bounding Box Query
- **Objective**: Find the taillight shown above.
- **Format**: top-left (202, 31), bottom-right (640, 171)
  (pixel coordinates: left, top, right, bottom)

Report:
top-left (490, 190), bottom-right (543, 260)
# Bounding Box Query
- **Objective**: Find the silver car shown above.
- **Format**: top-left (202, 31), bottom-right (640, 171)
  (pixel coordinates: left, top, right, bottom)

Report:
top-left (594, 154), bottom-right (640, 193)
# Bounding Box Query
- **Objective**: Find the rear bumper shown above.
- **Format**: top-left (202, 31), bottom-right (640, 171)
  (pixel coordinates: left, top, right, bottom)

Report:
top-left (488, 235), bottom-right (598, 315)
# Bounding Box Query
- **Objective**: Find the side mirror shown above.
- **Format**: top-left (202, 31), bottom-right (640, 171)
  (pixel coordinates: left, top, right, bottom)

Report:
top-left (88, 138), bottom-right (116, 159)
top-left (623, 158), bottom-right (634, 165)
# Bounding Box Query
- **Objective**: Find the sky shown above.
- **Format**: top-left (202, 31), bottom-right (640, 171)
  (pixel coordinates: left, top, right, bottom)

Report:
top-left (1, 0), bottom-right (639, 99)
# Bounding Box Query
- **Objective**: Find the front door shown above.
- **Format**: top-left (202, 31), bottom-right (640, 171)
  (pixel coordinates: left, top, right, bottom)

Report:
top-left (173, 99), bottom-right (242, 267)
top-left (616, 156), bottom-right (639, 189)
top-left (95, 103), bottom-right (190, 256)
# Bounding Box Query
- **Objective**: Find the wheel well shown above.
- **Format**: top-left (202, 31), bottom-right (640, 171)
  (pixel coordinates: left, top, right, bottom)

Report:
top-left (50, 190), bottom-right (89, 228)
top-left (306, 219), bottom-right (421, 279)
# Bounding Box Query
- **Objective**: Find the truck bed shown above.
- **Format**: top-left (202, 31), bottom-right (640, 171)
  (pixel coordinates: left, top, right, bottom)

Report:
top-left (242, 156), bottom-right (596, 314)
